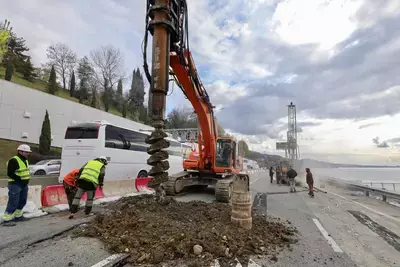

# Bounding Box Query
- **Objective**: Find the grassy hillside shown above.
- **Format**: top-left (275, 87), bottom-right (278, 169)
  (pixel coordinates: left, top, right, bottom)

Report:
top-left (0, 66), bottom-right (78, 102)
top-left (0, 66), bottom-right (130, 119)
top-left (0, 138), bottom-right (61, 177)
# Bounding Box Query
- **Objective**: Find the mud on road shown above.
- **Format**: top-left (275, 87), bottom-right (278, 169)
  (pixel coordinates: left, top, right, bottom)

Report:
top-left (75, 194), bottom-right (297, 267)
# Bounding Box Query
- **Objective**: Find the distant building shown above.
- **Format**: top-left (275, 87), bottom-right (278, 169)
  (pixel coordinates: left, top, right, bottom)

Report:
top-left (243, 158), bottom-right (259, 170)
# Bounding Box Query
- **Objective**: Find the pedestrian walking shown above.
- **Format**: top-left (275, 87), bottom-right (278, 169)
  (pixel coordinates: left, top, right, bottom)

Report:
top-left (1, 144), bottom-right (32, 226)
top-left (306, 168), bottom-right (314, 197)
top-left (69, 156), bottom-right (107, 219)
top-left (276, 166), bottom-right (281, 184)
top-left (63, 168), bottom-right (80, 212)
top-left (269, 166), bottom-right (274, 183)
top-left (287, 167), bottom-right (297, 193)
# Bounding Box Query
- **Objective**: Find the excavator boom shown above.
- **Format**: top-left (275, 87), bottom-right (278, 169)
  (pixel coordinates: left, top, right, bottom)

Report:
top-left (143, 0), bottom-right (249, 202)
top-left (170, 51), bottom-right (217, 170)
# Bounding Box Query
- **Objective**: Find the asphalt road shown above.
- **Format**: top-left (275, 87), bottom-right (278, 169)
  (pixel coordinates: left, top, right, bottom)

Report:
top-left (0, 210), bottom-right (111, 267)
top-left (249, 175), bottom-right (355, 267)
top-left (1, 172), bottom-right (400, 266)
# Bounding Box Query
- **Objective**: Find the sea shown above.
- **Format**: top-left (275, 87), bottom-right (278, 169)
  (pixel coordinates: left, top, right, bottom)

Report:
top-left (311, 167), bottom-right (400, 192)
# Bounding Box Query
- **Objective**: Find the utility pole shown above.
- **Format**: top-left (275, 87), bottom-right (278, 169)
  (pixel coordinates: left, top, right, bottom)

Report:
top-left (287, 102), bottom-right (298, 167)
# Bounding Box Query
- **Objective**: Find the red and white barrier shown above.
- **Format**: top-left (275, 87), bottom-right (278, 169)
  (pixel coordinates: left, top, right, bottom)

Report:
top-left (1, 185), bottom-right (42, 208)
top-left (1, 185), bottom-right (45, 221)
top-left (41, 185), bottom-right (104, 207)
top-left (1, 178), bottom-right (154, 219)
top-left (41, 177), bottom-right (153, 208)
top-left (135, 177), bottom-right (153, 192)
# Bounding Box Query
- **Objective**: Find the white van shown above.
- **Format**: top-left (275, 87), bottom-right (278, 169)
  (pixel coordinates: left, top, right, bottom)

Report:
top-left (58, 121), bottom-right (186, 183)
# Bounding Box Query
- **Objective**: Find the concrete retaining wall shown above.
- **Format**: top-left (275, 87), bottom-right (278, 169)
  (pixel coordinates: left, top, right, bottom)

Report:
top-left (0, 79), bottom-right (152, 147)
top-left (102, 180), bottom-right (138, 196)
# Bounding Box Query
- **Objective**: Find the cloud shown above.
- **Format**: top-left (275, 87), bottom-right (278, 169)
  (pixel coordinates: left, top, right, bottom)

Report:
top-left (358, 123), bottom-right (380, 129)
top-left (298, 121), bottom-right (321, 127)
top-left (373, 136), bottom-right (390, 148)
top-left (377, 142), bottom-right (389, 148)
top-left (206, 0), bottom-right (400, 135)
top-left (386, 137), bottom-right (400, 143)
top-left (374, 136), bottom-right (400, 148)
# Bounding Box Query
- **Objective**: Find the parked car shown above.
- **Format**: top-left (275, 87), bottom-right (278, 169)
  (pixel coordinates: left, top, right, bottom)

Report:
top-left (29, 159), bottom-right (61, 175)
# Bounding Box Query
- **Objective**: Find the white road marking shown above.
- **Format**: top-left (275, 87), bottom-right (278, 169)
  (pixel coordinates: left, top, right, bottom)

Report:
top-left (250, 177), bottom-right (260, 184)
top-left (90, 254), bottom-right (127, 267)
top-left (329, 191), bottom-right (400, 223)
top-left (312, 218), bottom-right (344, 253)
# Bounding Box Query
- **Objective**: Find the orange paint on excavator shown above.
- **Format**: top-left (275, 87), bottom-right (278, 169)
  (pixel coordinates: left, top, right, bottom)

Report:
top-left (144, 0), bottom-right (249, 202)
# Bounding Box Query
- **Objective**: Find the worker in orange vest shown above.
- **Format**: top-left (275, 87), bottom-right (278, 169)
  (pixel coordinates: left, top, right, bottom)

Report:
top-left (63, 169), bottom-right (80, 212)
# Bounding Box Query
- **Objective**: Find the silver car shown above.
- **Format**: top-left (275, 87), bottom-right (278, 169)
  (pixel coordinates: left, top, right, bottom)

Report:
top-left (29, 159), bottom-right (61, 175)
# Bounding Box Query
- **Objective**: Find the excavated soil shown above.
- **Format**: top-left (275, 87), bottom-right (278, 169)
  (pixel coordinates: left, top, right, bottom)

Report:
top-left (76, 194), bottom-right (297, 266)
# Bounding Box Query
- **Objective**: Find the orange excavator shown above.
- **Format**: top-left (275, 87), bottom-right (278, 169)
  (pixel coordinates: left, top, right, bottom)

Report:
top-left (143, 0), bottom-right (250, 202)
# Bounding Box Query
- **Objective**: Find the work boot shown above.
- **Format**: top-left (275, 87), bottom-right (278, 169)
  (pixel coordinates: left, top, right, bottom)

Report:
top-left (14, 216), bottom-right (30, 222)
top-left (1, 221), bottom-right (16, 227)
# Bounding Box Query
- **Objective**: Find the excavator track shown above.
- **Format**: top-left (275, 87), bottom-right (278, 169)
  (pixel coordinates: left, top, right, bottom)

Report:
top-left (215, 178), bottom-right (233, 203)
top-left (164, 171), bottom-right (188, 196)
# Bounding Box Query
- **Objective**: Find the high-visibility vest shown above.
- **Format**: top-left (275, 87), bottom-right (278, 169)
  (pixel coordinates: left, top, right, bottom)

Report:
top-left (7, 156), bottom-right (30, 182)
top-left (64, 168), bottom-right (80, 186)
top-left (79, 160), bottom-right (104, 185)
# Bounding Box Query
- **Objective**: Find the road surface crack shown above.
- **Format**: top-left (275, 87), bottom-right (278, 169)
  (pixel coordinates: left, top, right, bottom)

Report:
top-left (348, 210), bottom-right (400, 252)
top-left (0, 222), bottom-right (87, 266)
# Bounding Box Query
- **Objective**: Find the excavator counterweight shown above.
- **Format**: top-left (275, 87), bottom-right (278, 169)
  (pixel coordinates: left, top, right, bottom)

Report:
top-left (143, 0), bottom-right (250, 203)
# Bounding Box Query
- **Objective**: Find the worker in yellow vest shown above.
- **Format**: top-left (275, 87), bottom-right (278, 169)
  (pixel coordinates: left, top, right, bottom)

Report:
top-left (1, 144), bottom-right (32, 226)
top-left (68, 156), bottom-right (107, 219)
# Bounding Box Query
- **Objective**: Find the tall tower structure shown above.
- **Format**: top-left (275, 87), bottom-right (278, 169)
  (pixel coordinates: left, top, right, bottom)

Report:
top-left (287, 102), bottom-right (298, 163)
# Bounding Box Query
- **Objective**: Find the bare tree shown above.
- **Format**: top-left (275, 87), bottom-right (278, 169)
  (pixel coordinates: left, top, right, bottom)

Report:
top-left (90, 45), bottom-right (124, 111)
top-left (46, 43), bottom-right (77, 89)
top-left (90, 45), bottom-right (124, 89)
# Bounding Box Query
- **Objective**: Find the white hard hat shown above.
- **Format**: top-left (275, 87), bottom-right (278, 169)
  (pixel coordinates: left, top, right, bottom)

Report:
top-left (98, 156), bottom-right (108, 164)
top-left (17, 144), bottom-right (32, 153)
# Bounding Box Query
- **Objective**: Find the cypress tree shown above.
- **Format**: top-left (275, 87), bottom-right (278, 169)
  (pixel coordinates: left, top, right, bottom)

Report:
top-left (21, 57), bottom-right (35, 81)
top-left (5, 59), bottom-right (13, 81)
top-left (69, 70), bottom-right (76, 97)
top-left (48, 65), bottom-right (58, 95)
top-left (39, 110), bottom-right (51, 155)
top-left (122, 100), bottom-right (127, 118)
top-left (90, 88), bottom-right (97, 108)
top-left (116, 78), bottom-right (123, 112)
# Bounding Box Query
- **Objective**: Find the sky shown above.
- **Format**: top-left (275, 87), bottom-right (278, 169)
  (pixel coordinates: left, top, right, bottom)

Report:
top-left (2, 0), bottom-right (400, 165)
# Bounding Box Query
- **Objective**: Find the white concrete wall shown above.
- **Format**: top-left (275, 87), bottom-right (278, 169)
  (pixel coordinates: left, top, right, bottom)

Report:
top-left (0, 79), bottom-right (153, 147)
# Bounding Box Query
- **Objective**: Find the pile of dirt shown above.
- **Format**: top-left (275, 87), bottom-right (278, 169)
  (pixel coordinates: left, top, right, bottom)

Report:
top-left (76, 194), bottom-right (297, 266)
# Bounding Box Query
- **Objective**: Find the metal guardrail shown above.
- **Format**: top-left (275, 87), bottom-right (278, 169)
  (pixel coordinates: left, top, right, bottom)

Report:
top-left (324, 177), bottom-right (400, 202)
top-left (362, 181), bottom-right (400, 192)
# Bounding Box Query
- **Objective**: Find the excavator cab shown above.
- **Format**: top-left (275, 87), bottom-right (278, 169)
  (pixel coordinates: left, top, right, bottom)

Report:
top-left (215, 137), bottom-right (239, 172)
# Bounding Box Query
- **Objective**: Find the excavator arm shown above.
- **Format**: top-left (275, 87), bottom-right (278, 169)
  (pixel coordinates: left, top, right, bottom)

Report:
top-left (143, 0), bottom-right (249, 202)
top-left (169, 50), bottom-right (218, 171)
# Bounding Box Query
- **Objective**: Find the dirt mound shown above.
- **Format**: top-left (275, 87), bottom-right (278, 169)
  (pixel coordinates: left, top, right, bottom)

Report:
top-left (76, 194), bottom-right (297, 266)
